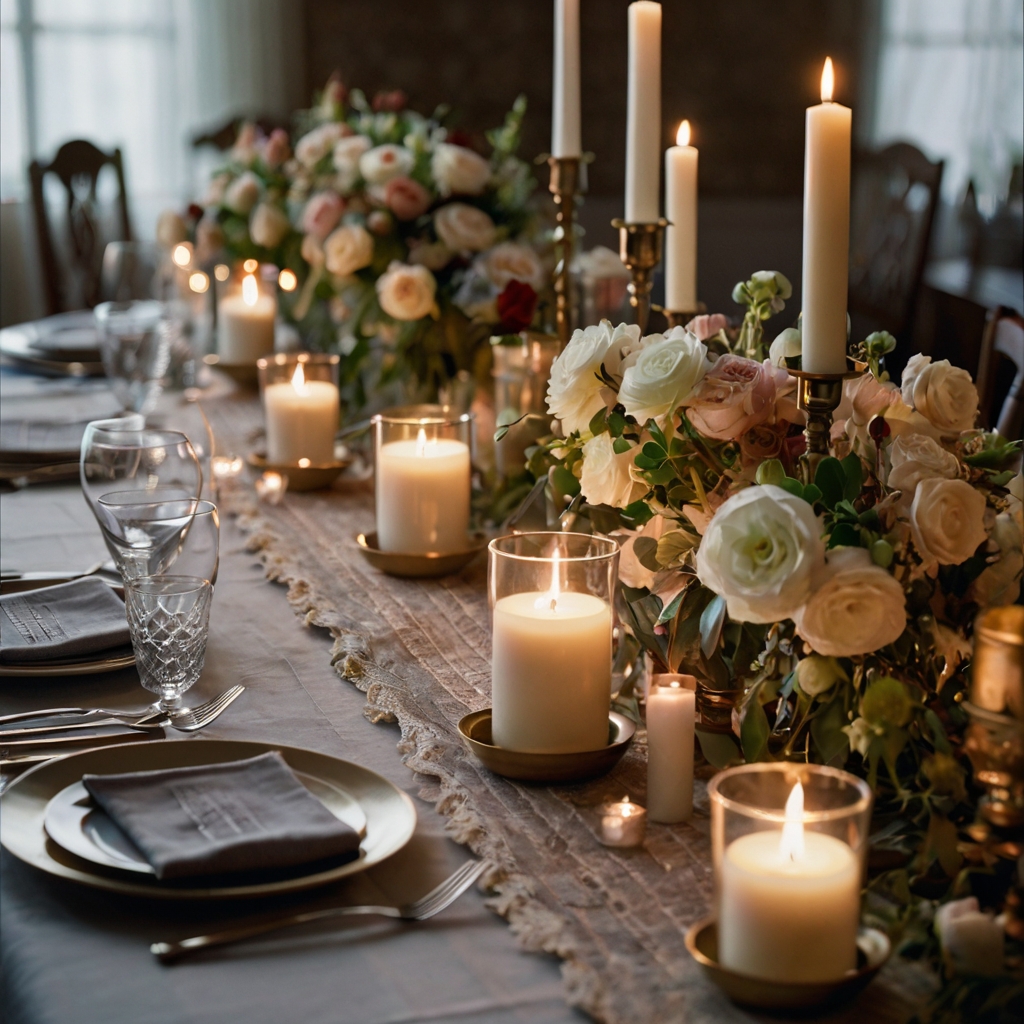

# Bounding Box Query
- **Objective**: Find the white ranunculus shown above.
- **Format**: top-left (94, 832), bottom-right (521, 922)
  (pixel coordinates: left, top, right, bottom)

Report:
top-left (481, 241), bottom-right (544, 290)
top-left (579, 433), bottom-right (640, 508)
top-left (901, 354), bottom-right (979, 434)
top-left (332, 134), bottom-right (372, 189)
top-left (792, 546), bottom-right (907, 656)
top-left (910, 477), bottom-right (989, 567)
top-left (431, 143), bottom-right (491, 197)
top-left (323, 224), bottom-right (374, 277)
top-left (249, 203), bottom-right (291, 249)
top-left (618, 327), bottom-right (709, 426)
top-left (934, 898), bottom-right (1006, 977)
top-left (887, 433), bottom-right (960, 496)
top-left (969, 512), bottom-right (1023, 606)
top-left (795, 654), bottom-right (848, 697)
top-left (433, 203), bottom-right (496, 253)
top-left (295, 122), bottom-right (349, 168)
top-left (376, 261), bottom-right (438, 321)
top-left (695, 484), bottom-right (826, 624)
top-left (359, 144), bottom-right (415, 185)
top-left (223, 171), bottom-right (261, 215)
top-left (768, 327), bottom-right (802, 367)
top-left (546, 321), bottom-right (635, 435)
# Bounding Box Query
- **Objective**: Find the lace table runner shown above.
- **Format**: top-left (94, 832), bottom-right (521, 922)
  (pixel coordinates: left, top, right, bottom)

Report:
top-left (206, 394), bottom-right (935, 1024)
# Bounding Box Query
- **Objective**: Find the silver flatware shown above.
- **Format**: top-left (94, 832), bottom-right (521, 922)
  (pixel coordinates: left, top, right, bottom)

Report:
top-left (151, 857), bottom-right (487, 964)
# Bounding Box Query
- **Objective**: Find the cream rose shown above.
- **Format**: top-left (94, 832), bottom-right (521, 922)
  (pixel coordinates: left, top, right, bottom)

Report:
top-left (332, 134), bottom-right (372, 171)
top-left (684, 354), bottom-right (778, 439)
top-left (295, 122), bottom-right (349, 168)
top-left (887, 433), bottom-right (960, 495)
top-left (376, 261), bottom-right (438, 320)
top-left (901, 354), bottom-right (979, 434)
top-left (249, 202), bottom-right (291, 249)
top-left (431, 142), bottom-right (491, 196)
top-left (910, 477), bottom-right (989, 567)
top-left (618, 327), bottom-right (709, 426)
top-left (695, 484), bottom-right (825, 623)
top-left (434, 203), bottom-right (496, 252)
top-left (969, 512), bottom-right (1022, 606)
top-left (579, 433), bottom-right (640, 508)
top-left (223, 171), bottom-right (261, 215)
top-left (359, 144), bottom-right (415, 185)
top-left (481, 241), bottom-right (544, 290)
top-left (323, 224), bottom-right (374, 277)
top-left (546, 321), bottom-right (637, 435)
top-left (793, 546), bottom-right (907, 656)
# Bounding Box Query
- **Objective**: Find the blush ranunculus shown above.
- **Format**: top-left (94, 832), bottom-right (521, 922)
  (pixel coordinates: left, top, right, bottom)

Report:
top-left (384, 176), bottom-right (432, 221)
top-left (301, 191), bottom-right (344, 240)
top-left (686, 354), bottom-right (778, 440)
top-left (685, 313), bottom-right (730, 342)
top-left (262, 128), bottom-right (291, 169)
top-left (497, 280), bottom-right (538, 332)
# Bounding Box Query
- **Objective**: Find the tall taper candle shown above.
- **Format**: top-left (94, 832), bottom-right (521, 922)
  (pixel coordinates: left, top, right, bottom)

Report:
top-left (801, 57), bottom-right (852, 374)
top-left (665, 120), bottom-right (698, 311)
top-left (625, 2), bottom-right (662, 223)
top-left (552, 0), bottom-right (581, 158)
top-left (646, 674), bottom-right (695, 823)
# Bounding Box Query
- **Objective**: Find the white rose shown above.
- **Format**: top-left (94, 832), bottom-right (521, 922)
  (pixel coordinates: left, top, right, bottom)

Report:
top-left (249, 202), bottom-right (291, 249)
top-left (887, 433), bottom-right (960, 496)
top-left (901, 354), bottom-right (979, 434)
top-left (795, 654), bottom-right (848, 697)
top-left (695, 484), bottom-right (825, 624)
top-left (768, 327), bottom-right (802, 367)
top-left (323, 224), bottom-right (374, 277)
top-left (434, 203), bottom-right (496, 253)
top-left (223, 171), bottom-right (261, 215)
top-left (332, 135), bottom-right (372, 189)
top-left (969, 512), bottom-right (1023, 607)
top-left (546, 321), bottom-right (635, 435)
top-left (910, 477), bottom-right (989, 567)
top-left (295, 122), bottom-right (348, 168)
top-left (376, 261), bottom-right (438, 321)
top-left (618, 327), bottom-right (709, 426)
top-left (579, 433), bottom-right (640, 508)
top-left (793, 546), bottom-right (907, 656)
top-left (480, 241), bottom-right (544, 290)
top-left (431, 143), bottom-right (491, 197)
top-left (935, 897), bottom-right (1005, 977)
top-left (359, 144), bottom-right (415, 185)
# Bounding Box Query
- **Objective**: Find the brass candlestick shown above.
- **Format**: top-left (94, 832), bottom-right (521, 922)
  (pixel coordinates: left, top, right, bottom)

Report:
top-left (656, 302), bottom-right (707, 330)
top-left (789, 363), bottom-right (862, 482)
top-left (548, 156), bottom-right (585, 348)
top-left (612, 218), bottom-right (668, 336)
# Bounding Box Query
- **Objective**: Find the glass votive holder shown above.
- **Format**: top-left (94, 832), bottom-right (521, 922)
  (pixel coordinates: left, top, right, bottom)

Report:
top-left (257, 353), bottom-right (340, 466)
top-left (372, 405), bottom-right (473, 556)
top-left (216, 260), bottom-right (277, 365)
top-left (488, 531), bottom-right (619, 754)
top-left (599, 796), bottom-right (647, 848)
top-left (708, 763), bottom-right (872, 984)
top-left (255, 470), bottom-right (288, 505)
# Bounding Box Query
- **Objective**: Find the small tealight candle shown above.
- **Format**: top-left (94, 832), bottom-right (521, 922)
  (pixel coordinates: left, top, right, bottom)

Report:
top-left (260, 355), bottom-right (340, 466)
top-left (599, 797), bottom-right (647, 848)
top-left (255, 471), bottom-right (288, 505)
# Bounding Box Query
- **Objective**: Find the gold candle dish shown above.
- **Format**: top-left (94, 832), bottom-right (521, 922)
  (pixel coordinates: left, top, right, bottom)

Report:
top-left (611, 218), bottom-right (668, 336)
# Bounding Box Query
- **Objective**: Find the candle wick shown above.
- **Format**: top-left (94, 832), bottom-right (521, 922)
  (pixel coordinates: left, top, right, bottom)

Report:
top-left (549, 598), bottom-right (557, 613)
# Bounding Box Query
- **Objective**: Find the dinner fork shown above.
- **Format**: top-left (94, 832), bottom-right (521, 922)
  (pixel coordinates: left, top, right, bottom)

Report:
top-left (151, 858), bottom-right (488, 964)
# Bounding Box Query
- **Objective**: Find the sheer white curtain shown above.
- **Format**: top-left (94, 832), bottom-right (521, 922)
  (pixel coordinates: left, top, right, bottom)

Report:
top-left (872, 0), bottom-right (1024, 209)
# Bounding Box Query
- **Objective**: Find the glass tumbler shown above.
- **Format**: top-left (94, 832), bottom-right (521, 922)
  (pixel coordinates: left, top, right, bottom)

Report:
top-left (487, 531), bottom-right (619, 753)
top-left (708, 763), bottom-right (872, 983)
top-left (258, 353), bottom-right (340, 465)
top-left (372, 405), bottom-right (473, 555)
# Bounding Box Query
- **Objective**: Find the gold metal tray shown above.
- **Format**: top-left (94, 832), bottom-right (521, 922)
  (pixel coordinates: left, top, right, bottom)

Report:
top-left (355, 531), bottom-right (488, 578)
top-left (247, 449), bottom-right (352, 492)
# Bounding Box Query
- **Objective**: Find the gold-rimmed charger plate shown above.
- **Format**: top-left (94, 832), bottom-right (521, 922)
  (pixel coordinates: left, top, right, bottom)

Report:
top-left (0, 739), bottom-right (417, 899)
top-left (247, 449), bottom-right (352, 491)
top-left (355, 531), bottom-right (488, 578)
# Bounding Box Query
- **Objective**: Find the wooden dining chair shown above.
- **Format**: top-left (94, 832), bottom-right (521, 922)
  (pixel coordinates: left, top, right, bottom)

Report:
top-left (977, 306), bottom-right (1024, 440)
top-left (849, 143), bottom-right (944, 363)
top-left (29, 139), bottom-right (133, 315)
top-left (191, 116), bottom-right (288, 151)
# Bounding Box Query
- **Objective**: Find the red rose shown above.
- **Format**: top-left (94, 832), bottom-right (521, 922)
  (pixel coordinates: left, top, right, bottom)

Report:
top-left (384, 176), bottom-right (432, 221)
top-left (497, 280), bottom-right (538, 332)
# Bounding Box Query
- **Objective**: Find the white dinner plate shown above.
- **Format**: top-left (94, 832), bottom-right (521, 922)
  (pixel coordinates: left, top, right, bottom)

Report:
top-left (0, 313), bottom-right (105, 377)
top-left (43, 774), bottom-right (369, 876)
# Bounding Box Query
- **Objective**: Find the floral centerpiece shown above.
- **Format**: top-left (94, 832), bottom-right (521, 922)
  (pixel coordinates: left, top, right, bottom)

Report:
top-left (168, 77), bottom-right (545, 412)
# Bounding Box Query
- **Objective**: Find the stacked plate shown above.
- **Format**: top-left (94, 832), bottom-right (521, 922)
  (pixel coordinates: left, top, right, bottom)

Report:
top-left (0, 312), bottom-right (104, 377)
top-left (0, 739), bottom-right (417, 898)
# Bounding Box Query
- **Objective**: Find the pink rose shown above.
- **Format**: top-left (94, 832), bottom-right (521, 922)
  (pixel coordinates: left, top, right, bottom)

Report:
top-left (385, 176), bottom-right (432, 221)
top-left (262, 128), bottom-right (291, 169)
top-left (686, 354), bottom-right (778, 440)
top-left (301, 191), bottom-right (344, 240)
top-left (685, 313), bottom-right (729, 342)
top-left (740, 423), bottom-right (786, 462)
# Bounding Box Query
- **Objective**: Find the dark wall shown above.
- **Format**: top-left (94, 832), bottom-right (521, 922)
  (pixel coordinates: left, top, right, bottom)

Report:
top-left (303, 0), bottom-right (871, 201)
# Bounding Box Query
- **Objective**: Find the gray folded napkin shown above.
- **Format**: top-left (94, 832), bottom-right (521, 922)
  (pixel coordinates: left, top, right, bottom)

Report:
top-left (0, 577), bottom-right (130, 664)
top-left (83, 752), bottom-right (362, 879)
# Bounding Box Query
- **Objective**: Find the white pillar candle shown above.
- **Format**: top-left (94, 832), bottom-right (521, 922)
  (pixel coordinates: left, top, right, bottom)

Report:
top-left (646, 674), bottom-right (695, 823)
top-left (801, 57), bottom-right (852, 375)
top-left (376, 431), bottom-right (471, 554)
top-left (665, 121), bottom-right (698, 311)
top-left (263, 362), bottom-right (339, 465)
top-left (552, 0), bottom-right (581, 159)
top-left (719, 782), bottom-right (861, 982)
top-left (625, 1), bottom-right (662, 223)
top-left (492, 554), bottom-right (612, 752)
top-left (599, 797), bottom-right (647, 847)
top-left (218, 273), bottom-right (276, 364)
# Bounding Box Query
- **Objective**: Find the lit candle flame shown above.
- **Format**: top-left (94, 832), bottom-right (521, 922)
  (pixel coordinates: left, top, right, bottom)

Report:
top-left (278, 268), bottom-right (298, 292)
top-left (188, 271), bottom-right (209, 294)
top-left (415, 427), bottom-right (428, 456)
top-left (242, 273), bottom-right (259, 307)
top-left (676, 120), bottom-right (691, 147)
top-left (535, 547), bottom-right (562, 612)
top-left (243, 258), bottom-right (259, 274)
top-left (779, 781), bottom-right (806, 862)
top-left (620, 797), bottom-right (635, 817)
top-left (290, 360), bottom-right (307, 393)
top-left (820, 57), bottom-right (834, 103)
top-left (172, 243), bottom-right (192, 268)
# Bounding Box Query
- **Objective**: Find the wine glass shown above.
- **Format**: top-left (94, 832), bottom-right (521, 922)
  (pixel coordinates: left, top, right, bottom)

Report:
top-left (93, 300), bottom-right (175, 413)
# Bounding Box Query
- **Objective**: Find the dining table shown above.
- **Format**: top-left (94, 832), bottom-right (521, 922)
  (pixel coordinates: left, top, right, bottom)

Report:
top-left (0, 336), bottom-right (939, 1024)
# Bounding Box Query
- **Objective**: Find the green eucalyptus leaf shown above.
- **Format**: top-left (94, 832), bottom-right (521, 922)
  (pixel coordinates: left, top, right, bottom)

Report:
top-left (633, 536), bottom-right (661, 573)
top-left (634, 453), bottom-right (662, 470)
top-left (740, 699), bottom-right (771, 762)
top-left (621, 500), bottom-right (654, 527)
top-left (697, 729), bottom-right (742, 769)
top-left (612, 436), bottom-right (633, 455)
top-left (657, 588), bottom-right (687, 626)
top-left (780, 477), bottom-right (805, 499)
top-left (589, 407), bottom-right (609, 437)
top-left (494, 425), bottom-right (511, 443)
top-left (841, 454), bottom-right (863, 502)
top-left (802, 484), bottom-right (823, 505)
top-left (814, 457), bottom-right (846, 508)
top-left (645, 465), bottom-right (677, 486)
top-left (608, 411), bottom-right (628, 437)
top-left (648, 421), bottom-right (668, 450)
top-left (810, 695), bottom-right (850, 763)
top-left (699, 594), bottom-right (727, 659)
top-left (657, 529), bottom-right (697, 567)
top-left (828, 523), bottom-right (860, 548)
top-left (642, 440), bottom-right (667, 460)
top-left (551, 465), bottom-right (580, 498)
top-left (924, 708), bottom-right (952, 755)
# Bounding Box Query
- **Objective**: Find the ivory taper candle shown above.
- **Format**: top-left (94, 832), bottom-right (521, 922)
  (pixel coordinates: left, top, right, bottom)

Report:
top-left (665, 120), bottom-right (698, 311)
top-left (625, 2), bottom-right (662, 223)
top-left (552, 0), bottom-right (581, 158)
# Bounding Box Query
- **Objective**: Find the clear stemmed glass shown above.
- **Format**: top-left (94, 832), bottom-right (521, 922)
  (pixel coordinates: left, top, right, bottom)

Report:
top-left (124, 575), bottom-right (213, 713)
top-left (93, 300), bottom-right (175, 413)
